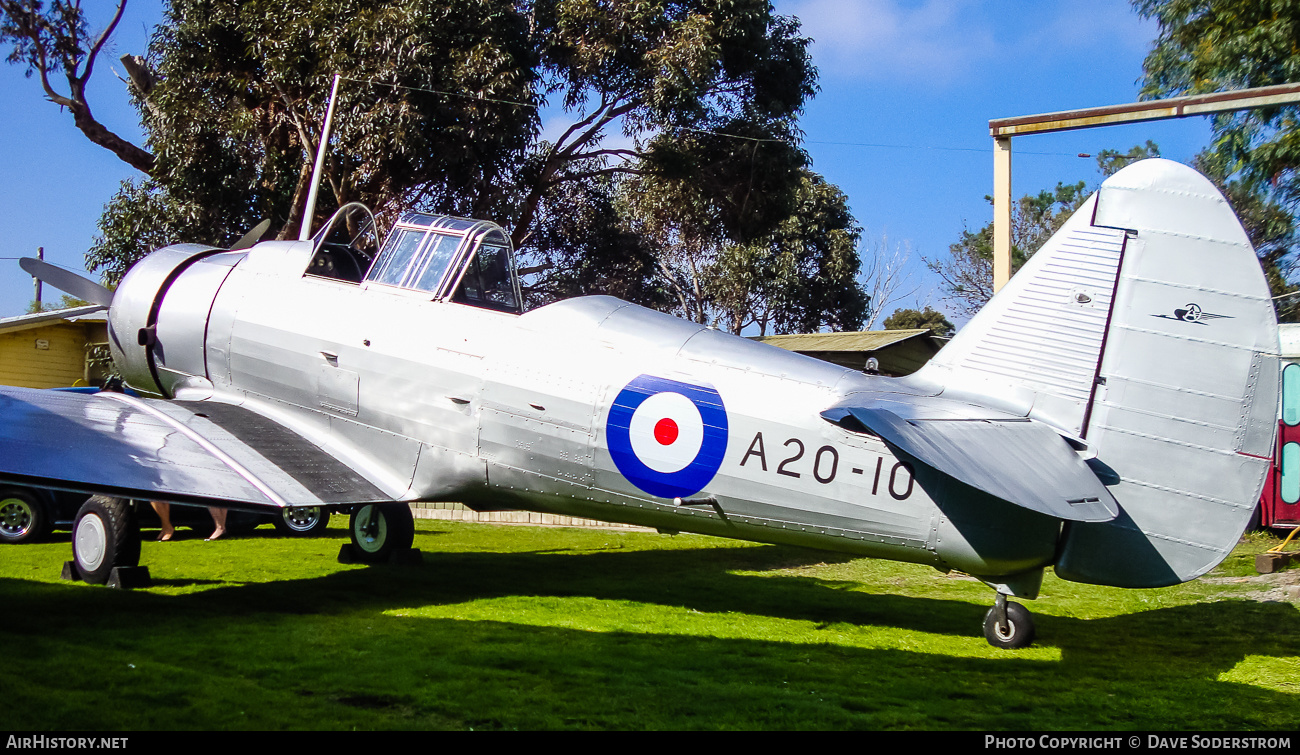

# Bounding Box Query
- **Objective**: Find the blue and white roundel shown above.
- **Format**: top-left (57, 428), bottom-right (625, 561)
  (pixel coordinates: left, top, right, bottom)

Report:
top-left (606, 375), bottom-right (728, 499)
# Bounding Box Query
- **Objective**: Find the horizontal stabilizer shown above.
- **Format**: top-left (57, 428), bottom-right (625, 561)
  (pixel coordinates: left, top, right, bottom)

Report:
top-left (0, 386), bottom-right (390, 509)
top-left (829, 405), bottom-right (1118, 522)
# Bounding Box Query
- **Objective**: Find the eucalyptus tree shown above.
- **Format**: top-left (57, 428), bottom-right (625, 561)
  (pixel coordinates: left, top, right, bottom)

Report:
top-left (515, 0), bottom-right (815, 250)
top-left (6, 0), bottom-right (850, 326)
top-left (695, 170), bottom-right (867, 335)
top-left (1134, 0), bottom-right (1300, 318)
top-left (87, 0), bottom-right (541, 282)
top-left (882, 306), bottom-right (954, 338)
top-left (520, 175), bottom-right (671, 312)
top-left (1135, 0), bottom-right (1300, 202)
top-left (522, 168), bottom-right (867, 336)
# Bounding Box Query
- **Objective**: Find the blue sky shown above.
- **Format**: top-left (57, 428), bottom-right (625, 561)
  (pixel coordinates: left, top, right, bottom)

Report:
top-left (0, 0), bottom-right (1216, 324)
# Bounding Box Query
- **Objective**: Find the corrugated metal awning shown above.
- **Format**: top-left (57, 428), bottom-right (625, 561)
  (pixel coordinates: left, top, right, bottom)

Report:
top-left (0, 305), bottom-right (108, 335)
top-left (752, 329), bottom-right (932, 352)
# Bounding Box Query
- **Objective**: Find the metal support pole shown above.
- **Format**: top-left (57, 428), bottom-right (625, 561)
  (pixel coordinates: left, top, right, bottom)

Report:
top-left (993, 137), bottom-right (1012, 293)
top-left (34, 247), bottom-right (43, 310)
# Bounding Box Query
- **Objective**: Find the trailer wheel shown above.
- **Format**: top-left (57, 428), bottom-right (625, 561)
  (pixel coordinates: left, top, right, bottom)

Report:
top-left (348, 503), bottom-right (414, 562)
top-left (73, 497), bottom-right (141, 584)
top-left (274, 506), bottom-right (331, 537)
top-left (0, 489), bottom-right (50, 544)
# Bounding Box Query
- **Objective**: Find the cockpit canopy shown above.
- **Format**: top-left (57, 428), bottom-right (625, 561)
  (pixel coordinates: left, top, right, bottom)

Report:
top-left (307, 205), bottom-right (522, 314)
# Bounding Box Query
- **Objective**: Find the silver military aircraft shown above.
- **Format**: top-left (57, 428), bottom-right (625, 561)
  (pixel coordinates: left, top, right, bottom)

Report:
top-left (1, 158), bottom-right (1278, 648)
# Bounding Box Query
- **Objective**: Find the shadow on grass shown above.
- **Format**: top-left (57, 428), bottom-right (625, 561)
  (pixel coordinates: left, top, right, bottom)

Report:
top-left (2, 537), bottom-right (1297, 730)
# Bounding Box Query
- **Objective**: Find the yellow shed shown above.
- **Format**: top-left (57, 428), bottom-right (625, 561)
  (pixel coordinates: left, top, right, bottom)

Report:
top-left (0, 306), bottom-right (110, 389)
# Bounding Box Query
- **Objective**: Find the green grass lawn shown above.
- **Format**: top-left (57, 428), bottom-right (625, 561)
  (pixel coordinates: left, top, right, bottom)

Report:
top-left (1, 519), bottom-right (1296, 730)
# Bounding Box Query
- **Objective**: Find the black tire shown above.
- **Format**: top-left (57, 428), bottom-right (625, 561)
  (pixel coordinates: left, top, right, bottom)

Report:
top-left (274, 506), bottom-right (331, 537)
top-left (188, 517), bottom-right (217, 538)
top-left (983, 601), bottom-right (1036, 649)
top-left (224, 511), bottom-right (261, 536)
top-left (0, 489), bottom-right (51, 544)
top-left (72, 496), bottom-right (141, 585)
top-left (348, 503), bottom-right (414, 562)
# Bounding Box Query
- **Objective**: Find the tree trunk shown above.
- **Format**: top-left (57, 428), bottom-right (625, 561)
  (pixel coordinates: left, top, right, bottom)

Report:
top-left (280, 161), bottom-right (313, 240)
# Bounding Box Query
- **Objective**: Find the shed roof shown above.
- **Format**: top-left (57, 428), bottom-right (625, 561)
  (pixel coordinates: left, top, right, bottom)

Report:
top-left (0, 305), bottom-right (107, 335)
top-left (752, 328), bottom-right (933, 352)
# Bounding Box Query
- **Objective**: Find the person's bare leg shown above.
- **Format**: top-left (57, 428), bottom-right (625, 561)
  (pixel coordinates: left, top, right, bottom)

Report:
top-left (151, 501), bottom-right (174, 541)
top-left (206, 507), bottom-right (227, 541)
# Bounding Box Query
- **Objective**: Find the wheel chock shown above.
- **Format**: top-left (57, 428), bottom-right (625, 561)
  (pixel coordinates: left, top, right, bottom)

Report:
top-left (338, 544), bottom-right (422, 565)
top-left (106, 565), bottom-right (152, 589)
top-left (60, 561), bottom-right (82, 582)
top-left (1256, 552), bottom-right (1296, 574)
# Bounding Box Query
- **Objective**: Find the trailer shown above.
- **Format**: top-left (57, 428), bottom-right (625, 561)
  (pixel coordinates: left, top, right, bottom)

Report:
top-left (1259, 324), bottom-right (1300, 529)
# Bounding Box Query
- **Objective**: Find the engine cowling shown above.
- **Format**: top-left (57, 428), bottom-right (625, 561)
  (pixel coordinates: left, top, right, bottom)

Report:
top-left (107, 244), bottom-right (220, 397)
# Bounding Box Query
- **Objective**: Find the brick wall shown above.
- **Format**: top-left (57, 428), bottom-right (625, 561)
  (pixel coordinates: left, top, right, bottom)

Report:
top-left (408, 502), bottom-right (650, 530)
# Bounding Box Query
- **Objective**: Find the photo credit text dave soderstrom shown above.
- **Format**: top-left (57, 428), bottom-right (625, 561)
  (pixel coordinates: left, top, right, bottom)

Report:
top-left (985, 735), bottom-right (1292, 749)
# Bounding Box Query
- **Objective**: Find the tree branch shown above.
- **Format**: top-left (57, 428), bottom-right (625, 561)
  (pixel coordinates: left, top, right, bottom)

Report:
top-left (77, 0), bottom-right (127, 90)
top-left (2, 0), bottom-right (155, 173)
top-left (556, 97), bottom-right (640, 159)
top-left (542, 166), bottom-right (646, 186)
top-left (548, 90), bottom-right (612, 152)
top-left (510, 90), bottom-right (646, 249)
top-left (566, 147), bottom-right (639, 162)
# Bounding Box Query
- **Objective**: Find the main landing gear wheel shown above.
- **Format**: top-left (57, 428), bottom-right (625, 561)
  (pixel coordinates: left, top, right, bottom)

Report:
top-left (274, 506), bottom-right (331, 537)
top-left (347, 503), bottom-right (415, 563)
top-left (72, 496), bottom-right (141, 585)
top-left (983, 597), bottom-right (1035, 649)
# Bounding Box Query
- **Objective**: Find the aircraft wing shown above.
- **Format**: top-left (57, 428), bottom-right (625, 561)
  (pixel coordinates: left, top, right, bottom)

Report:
top-left (0, 386), bottom-right (390, 509)
top-left (823, 400), bottom-right (1119, 523)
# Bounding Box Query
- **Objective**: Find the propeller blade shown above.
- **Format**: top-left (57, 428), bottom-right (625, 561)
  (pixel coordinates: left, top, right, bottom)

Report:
top-left (229, 218), bottom-right (272, 251)
top-left (18, 258), bottom-right (113, 307)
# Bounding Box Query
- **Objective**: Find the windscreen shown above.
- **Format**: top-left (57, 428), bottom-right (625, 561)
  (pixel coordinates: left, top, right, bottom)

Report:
top-left (366, 228), bottom-right (426, 286)
top-left (366, 228), bottom-right (463, 293)
top-left (410, 233), bottom-right (463, 293)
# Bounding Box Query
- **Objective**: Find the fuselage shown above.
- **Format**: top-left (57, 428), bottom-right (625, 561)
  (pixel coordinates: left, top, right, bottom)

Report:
top-left (107, 237), bottom-right (1061, 584)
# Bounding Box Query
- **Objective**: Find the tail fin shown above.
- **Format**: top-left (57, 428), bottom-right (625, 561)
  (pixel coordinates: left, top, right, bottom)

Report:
top-left (912, 159), bottom-right (1278, 587)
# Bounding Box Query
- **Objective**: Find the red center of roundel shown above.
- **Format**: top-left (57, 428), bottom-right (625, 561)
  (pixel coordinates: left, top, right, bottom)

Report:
top-left (654, 418), bottom-right (679, 446)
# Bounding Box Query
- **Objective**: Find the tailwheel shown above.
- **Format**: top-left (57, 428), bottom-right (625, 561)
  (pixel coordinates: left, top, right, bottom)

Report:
top-left (343, 503), bottom-right (416, 564)
top-left (69, 496), bottom-right (148, 587)
top-left (982, 595), bottom-right (1035, 649)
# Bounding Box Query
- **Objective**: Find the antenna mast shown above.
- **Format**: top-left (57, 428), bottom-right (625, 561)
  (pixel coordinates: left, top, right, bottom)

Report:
top-left (299, 74), bottom-right (342, 241)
